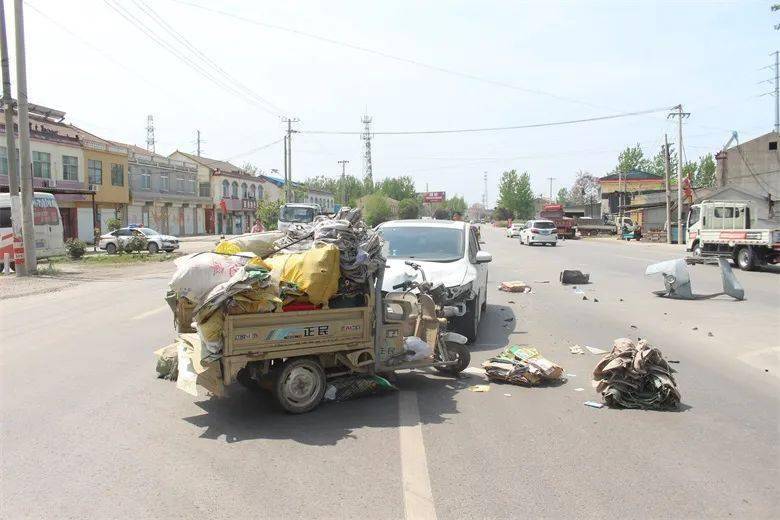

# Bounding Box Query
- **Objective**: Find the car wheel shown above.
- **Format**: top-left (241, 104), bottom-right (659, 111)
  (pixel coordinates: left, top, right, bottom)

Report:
top-left (453, 298), bottom-right (479, 344)
top-left (106, 243), bottom-right (117, 255)
top-left (551, 242), bottom-right (557, 247)
top-left (736, 246), bottom-right (755, 271)
top-left (692, 242), bottom-right (702, 257)
top-left (273, 357), bottom-right (326, 414)
top-left (147, 242), bottom-right (159, 254)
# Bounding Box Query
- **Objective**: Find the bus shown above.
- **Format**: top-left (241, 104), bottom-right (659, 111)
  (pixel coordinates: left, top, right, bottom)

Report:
top-left (0, 192), bottom-right (66, 263)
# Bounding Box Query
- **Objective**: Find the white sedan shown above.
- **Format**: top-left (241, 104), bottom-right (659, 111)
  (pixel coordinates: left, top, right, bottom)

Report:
top-left (377, 219), bottom-right (492, 343)
top-left (519, 220), bottom-right (558, 246)
top-left (98, 226), bottom-right (180, 254)
top-left (506, 223), bottom-right (524, 237)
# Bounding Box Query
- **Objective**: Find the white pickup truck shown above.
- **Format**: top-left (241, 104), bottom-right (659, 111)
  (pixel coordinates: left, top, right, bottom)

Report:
top-left (686, 200), bottom-right (780, 270)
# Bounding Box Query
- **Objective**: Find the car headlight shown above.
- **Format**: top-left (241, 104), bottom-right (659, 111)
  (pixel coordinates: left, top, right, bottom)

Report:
top-left (447, 281), bottom-right (474, 301)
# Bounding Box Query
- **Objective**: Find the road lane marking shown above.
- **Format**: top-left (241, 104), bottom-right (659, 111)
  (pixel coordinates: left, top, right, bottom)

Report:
top-left (131, 304), bottom-right (169, 320)
top-left (398, 391), bottom-right (437, 520)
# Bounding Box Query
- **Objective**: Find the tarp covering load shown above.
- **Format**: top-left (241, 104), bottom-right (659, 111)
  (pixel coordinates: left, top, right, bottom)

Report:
top-left (168, 252), bottom-right (252, 305)
top-left (592, 338), bottom-right (681, 410)
top-left (482, 346), bottom-right (565, 386)
top-left (264, 243), bottom-right (340, 306)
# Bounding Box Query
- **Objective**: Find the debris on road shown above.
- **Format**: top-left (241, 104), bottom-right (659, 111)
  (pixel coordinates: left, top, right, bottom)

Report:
top-left (324, 375), bottom-right (397, 402)
top-left (534, 280), bottom-right (550, 284)
top-left (574, 387), bottom-right (584, 392)
top-left (708, 332), bottom-right (714, 337)
top-left (499, 281), bottom-right (532, 293)
top-left (482, 346), bottom-right (565, 386)
top-left (692, 327), bottom-right (698, 331)
top-left (154, 343), bottom-right (178, 380)
top-left (630, 324), bottom-right (638, 329)
top-left (592, 338), bottom-right (681, 410)
top-left (645, 258), bottom-right (744, 300)
top-left (560, 270), bottom-right (590, 284)
top-left (468, 384), bottom-right (491, 392)
top-left (593, 298), bottom-right (599, 303)
top-left (503, 393), bottom-right (512, 397)
top-left (584, 401), bottom-right (605, 409)
top-left (570, 345), bottom-right (586, 355)
top-left (585, 346), bottom-right (608, 355)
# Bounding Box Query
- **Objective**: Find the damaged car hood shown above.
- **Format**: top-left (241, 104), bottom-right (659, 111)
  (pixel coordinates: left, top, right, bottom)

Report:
top-left (382, 258), bottom-right (474, 292)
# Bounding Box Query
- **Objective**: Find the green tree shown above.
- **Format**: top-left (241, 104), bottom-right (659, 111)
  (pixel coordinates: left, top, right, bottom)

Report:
top-left (376, 176), bottom-right (416, 201)
top-left (694, 153), bottom-right (716, 187)
top-left (445, 195), bottom-right (467, 215)
top-left (556, 187), bottom-right (569, 204)
top-left (515, 172), bottom-right (535, 219)
top-left (493, 206), bottom-right (513, 221)
top-left (433, 207), bottom-right (450, 220)
top-left (305, 175), bottom-right (365, 207)
top-left (398, 198), bottom-right (420, 219)
top-left (106, 217), bottom-right (121, 232)
top-left (255, 199), bottom-right (284, 230)
top-left (614, 143), bottom-right (653, 174)
top-left (362, 194), bottom-right (393, 227)
top-left (497, 170), bottom-right (520, 213)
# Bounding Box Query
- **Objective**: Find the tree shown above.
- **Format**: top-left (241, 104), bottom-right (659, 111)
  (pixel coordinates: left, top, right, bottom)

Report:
top-left (242, 162), bottom-right (260, 176)
top-left (515, 172), bottom-right (535, 219)
top-left (694, 153), bottom-right (716, 188)
top-left (432, 207), bottom-right (450, 220)
top-left (556, 187), bottom-right (569, 204)
top-left (362, 194), bottom-right (393, 227)
top-left (497, 170), bottom-right (520, 213)
top-left (305, 174), bottom-right (365, 206)
top-left (568, 171), bottom-right (600, 204)
top-left (497, 169), bottom-right (534, 218)
top-left (376, 176), bottom-right (416, 201)
top-left (493, 206), bottom-right (513, 221)
top-left (256, 199), bottom-right (283, 230)
top-left (613, 143), bottom-right (653, 174)
top-left (398, 198), bottom-right (420, 219)
top-left (445, 195), bottom-right (467, 215)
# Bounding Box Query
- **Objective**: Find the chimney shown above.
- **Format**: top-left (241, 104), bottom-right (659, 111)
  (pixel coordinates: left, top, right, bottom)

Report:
top-left (715, 150), bottom-right (727, 188)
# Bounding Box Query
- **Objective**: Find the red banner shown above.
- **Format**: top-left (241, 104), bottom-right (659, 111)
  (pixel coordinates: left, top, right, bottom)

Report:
top-left (423, 191), bottom-right (446, 203)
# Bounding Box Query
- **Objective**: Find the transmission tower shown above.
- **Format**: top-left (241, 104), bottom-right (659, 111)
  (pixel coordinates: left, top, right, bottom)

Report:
top-left (361, 113), bottom-right (373, 187)
top-left (146, 115), bottom-right (155, 153)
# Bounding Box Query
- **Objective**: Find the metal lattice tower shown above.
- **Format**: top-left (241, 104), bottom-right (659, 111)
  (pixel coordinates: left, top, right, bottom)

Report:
top-left (361, 114), bottom-right (373, 187)
top-left (146, 115), bottom-right (155, 153)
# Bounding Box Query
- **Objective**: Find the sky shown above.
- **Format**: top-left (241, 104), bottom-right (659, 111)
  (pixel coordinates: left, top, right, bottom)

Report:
top-left (8, 0), bottom-right (778, 205)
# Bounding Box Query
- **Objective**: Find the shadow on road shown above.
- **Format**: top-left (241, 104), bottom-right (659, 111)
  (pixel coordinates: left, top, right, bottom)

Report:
top-left (182, 372), bottom-right (461, 445)
top-left (470, 303), bottom-right (516, 353)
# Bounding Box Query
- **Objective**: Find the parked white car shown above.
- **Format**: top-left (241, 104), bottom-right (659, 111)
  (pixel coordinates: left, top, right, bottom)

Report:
top-left (519, 220), bottom-right (558, 246)
top-left (376, 220), bottom-right (491, 343)
top-left (98, 226), bottom-right (180, 254)
top-left (506, 223), bottom-right (524, 237)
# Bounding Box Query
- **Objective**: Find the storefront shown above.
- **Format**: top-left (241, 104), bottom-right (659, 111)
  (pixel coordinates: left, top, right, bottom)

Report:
top-left (216, 197), bottom-right (257, 235)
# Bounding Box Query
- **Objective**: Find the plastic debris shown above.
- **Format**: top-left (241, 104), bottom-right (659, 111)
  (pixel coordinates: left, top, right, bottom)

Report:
top-left (645, 257), bottom-right (744, 300)
top-left (403, 336), bottom-right (434, 361)
top-left (503, 393), bottom-right (512, 397)
top-left (585, 346), bottom-right (608, 355)
top-left (584, 401), bottom-right (604, 409)
top-left (468, 385), bottom-right (491, 392)
top-left (574, 388), bottom-right (584, 392)
top-left (499, 281), bottom-right (531, 293)
top-left (324, 375), bottom-right (397, 402)
top-left (570, 345), bottom-right (586, 355)
top-left (560, 270), bottom-right (590, 284)
top-left (482, 346), bottom-right (564, 386)
top-left (592, 338), bottom-right (681, 410)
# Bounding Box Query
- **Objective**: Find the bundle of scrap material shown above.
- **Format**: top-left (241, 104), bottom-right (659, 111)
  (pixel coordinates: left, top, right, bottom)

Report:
top-left (482, 346), bottom-right (564, 386)
top-left (163, 209), bottom-right (384, 363)
top-left (592, 338), bottom-right (681, 410)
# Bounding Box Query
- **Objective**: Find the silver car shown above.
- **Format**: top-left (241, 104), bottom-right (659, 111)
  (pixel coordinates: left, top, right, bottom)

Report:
top-left (98, 227), bottom-right (180, 254)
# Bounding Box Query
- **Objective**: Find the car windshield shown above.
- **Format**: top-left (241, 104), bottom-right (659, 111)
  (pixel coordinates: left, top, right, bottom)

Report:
top-left (379, 226), bottom-right (464, 262)
top-left (281, 206), bottom-right (315, 223)
top-left (533, 222), bottom-right (556, 229)
top-left (138, 228), bottom-right (159, 235)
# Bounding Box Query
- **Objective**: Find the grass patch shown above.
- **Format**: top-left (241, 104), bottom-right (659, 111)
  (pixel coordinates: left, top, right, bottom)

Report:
top-left (47, 252), bottom-right (182, 266)
top-left (34, 262), bottom-right (61, 276)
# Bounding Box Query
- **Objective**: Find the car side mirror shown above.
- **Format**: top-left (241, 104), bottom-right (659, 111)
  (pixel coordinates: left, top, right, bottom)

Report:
top-left (476, 251), bottom-right (492, 263)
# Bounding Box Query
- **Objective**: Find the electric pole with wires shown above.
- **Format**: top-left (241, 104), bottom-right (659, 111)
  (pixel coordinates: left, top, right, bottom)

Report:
top-left (194, 129), bottom-right (204, 156)
top-left (668, 105), bottom-right (690, 243)
top-left (337, 160), bottom-right (349, 206)
top-left (282, 117), bottom-right (299, 201)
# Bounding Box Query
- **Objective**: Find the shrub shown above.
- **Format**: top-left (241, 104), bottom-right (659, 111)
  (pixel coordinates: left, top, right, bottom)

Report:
top-left (123, 234), bottom-right (148, 253)
top-left (106, 217), bottom-right (121, 232)
top-left (493, 206), bottom-right (513, 221)
top-left (398, 198), bottom-right (420, 220)
top-left (363, 194), bottom-right (393, 227)
top-left (256, 200), bottom-right (283, 230)
top-left (432, 208), bottom-right (450, 220)
top-left (65, 238), bottom-right (86, 259)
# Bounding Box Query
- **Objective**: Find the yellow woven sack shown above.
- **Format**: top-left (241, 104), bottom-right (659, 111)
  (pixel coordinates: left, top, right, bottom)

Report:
top-left (265, 243), bottom-right (340, 306)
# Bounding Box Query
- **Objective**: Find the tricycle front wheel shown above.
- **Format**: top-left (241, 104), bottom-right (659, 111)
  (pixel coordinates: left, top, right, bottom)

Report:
top-left (273, 358), bottom-right (326, 414)
top-left (435, 343), bottom-right (471, 375)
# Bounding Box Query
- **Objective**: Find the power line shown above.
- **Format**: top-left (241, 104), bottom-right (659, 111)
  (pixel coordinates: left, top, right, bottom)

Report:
top-left (131, 0), bottom-right (284, 115)
top-left (299, 106), bottom-right (674, 136)
top-left (166, 0), bottom-right (614, 111)
top-left (103, 0), bottom-right (279, 116)
top-left (225, 137), bottom-right (285, 161)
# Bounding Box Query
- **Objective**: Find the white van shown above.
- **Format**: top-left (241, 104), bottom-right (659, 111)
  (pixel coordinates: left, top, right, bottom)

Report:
top-left (0, 192), bottom-right (66, 262)
top-left (277, 203), bottom-right (320, 232)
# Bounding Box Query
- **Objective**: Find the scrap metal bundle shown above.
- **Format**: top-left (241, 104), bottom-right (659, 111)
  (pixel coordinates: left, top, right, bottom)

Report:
top-left (592, 338), bottom-right (681, 410)
top-left (274, 207), bottom-right (385, 294)
top-left (482, 346), bottom-right (564, 386)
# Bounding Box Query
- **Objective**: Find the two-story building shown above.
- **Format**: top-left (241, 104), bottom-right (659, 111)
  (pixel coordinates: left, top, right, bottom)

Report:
top-left (169, 151), bottom-right (268, 235)
top-left (117, 144), bottom-right (211, 235)
top-left (599, 169), bottom-right (664, 215)
top-left (261, 174), bottom-right (336, 212)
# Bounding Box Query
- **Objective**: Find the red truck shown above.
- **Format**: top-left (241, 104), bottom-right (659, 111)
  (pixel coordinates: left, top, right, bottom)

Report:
top-left (539, 204), bottom-right (575, 239)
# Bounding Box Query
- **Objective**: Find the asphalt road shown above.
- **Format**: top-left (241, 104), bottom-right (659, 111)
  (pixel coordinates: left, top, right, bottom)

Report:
top-left (1, 226), bottom-right (778, 519)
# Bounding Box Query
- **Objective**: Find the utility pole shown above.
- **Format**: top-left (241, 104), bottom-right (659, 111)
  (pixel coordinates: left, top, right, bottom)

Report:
top-left (482, 171), bottom-right (488, 220)
top-left (195, 129), bottom-right (202, 156)
top-left (773, 51), bottom-right (779, 134)
top-left (361, 113), bottom-right (373, 189)
top-left (547, 177), bottom-right (555, 200)
top-left (337, 160), bottom-right (349, 206)
top-left (146, 115), bottom-right (155, 153)
top-left (281, 117), bottom-right (298, 201)
top-left (663, 134), bottom-right (673, 244)
top-left (0, 0), bottom-right (23, 274)
top-left (668, 104), bottom-right (690, 244)
top-left (13, 0), bottom-right (34, 272)
top-left (282, 135), bottom-right (288, 201)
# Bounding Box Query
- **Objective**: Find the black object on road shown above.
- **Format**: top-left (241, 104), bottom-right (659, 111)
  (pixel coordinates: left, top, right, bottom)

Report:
top-left (560, 270), bottom-right (590, 284)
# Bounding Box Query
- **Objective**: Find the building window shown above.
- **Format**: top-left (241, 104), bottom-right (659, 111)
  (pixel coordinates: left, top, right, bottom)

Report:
top-left (222, 179), bottom-right (229, 198)
top-left (141, 170), bottom-right (152, 189)
top-left (160, 173), bottom-right (169, 191)
top-left (258, 185), bottom-right (264, 199)
top-left (62, 155), bottom-right (78, 181)
top-left (88, 159), bottom-right (102, 185)
top-left (111, 163), bottom-right (124, 186)
top-left (231, 181), bottom-right (238, 198)
top-left (189, 178), bottom-right (196, 194)
top-left (0, 146), bottom-right (19, 181)
top-left (241, 182), bottom-right (248, 199)
top-left (199, 182), bottom-right (210, 197)
top-left (770, 141), bottom-right (778, 151)
top-left (176, 176), bottom-right (185, 192)
top-left (33, 151), bottom-right (51, 179)
top-left (249, 184), bottom-right (256, 199)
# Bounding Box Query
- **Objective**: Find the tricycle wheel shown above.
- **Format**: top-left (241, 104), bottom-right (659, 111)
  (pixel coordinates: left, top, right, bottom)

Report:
top-left (273, 358), bottom-right (326, 414)
top-left (435, 342), bottom-right (471, 375)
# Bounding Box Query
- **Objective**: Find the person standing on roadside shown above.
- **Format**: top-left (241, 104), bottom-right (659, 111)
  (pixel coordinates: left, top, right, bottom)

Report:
top-left (251, 219), bottom-right (265, 233)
